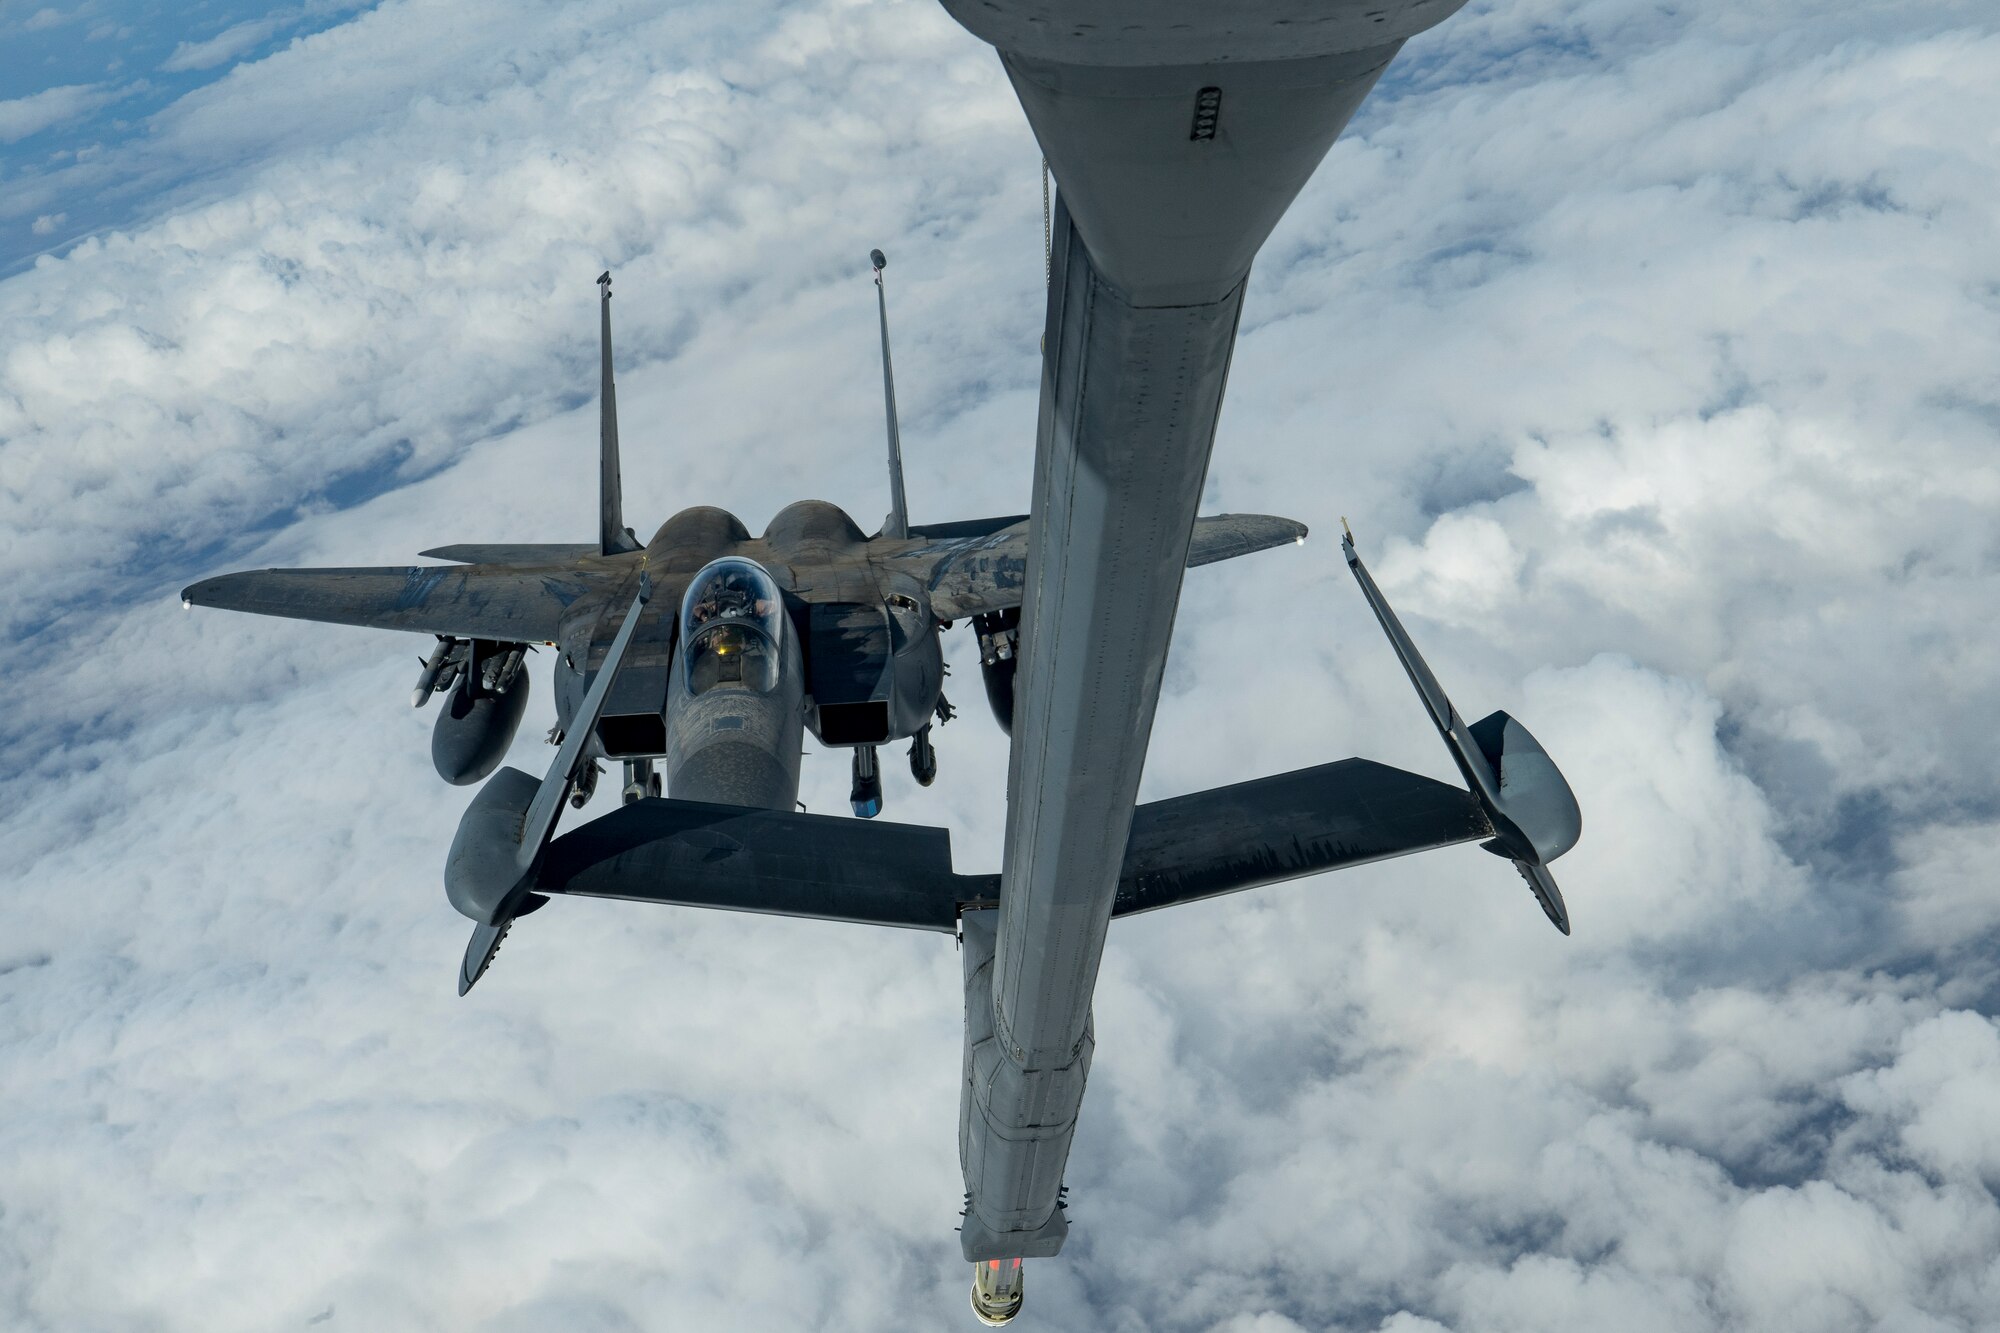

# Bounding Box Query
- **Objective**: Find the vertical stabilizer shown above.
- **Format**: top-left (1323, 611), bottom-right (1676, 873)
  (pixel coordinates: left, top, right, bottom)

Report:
top-left (1341, 522), bottom-right (1576, 934)
top-left (871, 250), bottom-right (910, 540)
top-left (598, 273), bottom-right (641, 555)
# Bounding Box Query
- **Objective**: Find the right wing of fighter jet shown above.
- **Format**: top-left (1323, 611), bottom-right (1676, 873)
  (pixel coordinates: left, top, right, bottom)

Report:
top-left (878, 511), bottom-right (1307, 620)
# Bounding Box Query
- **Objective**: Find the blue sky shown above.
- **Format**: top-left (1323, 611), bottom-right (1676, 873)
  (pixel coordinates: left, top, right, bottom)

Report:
top-left (0, 1), bottom-right (377, 273)
top-left (3, 1), bottom-right (1999, 1330)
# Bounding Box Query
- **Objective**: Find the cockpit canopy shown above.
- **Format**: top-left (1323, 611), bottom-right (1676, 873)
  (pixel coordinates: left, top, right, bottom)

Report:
top-left (680, 558), bottom-right (784, 696)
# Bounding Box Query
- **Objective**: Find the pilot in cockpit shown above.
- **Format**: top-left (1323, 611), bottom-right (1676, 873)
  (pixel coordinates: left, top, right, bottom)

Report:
top-left (681, 559), bottom-right (783, 696)
top-left (689, 570), bottom-right (776, 626)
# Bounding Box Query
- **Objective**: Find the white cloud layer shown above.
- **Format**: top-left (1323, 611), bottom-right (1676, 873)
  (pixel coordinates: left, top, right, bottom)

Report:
top-left (159, 17), bottom-right (292, 73)
top-left (3, 0), bottom-right (1998, 1329)
top-left (0, 80), bottom-right (119, 142)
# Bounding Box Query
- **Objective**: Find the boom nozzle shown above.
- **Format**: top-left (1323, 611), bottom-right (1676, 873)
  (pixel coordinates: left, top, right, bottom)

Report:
top-left (970, 1258), bottom-right (1024, 1326)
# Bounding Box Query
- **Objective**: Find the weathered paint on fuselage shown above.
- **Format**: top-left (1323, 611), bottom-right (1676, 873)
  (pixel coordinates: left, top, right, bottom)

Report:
top-left (545, 500), bottom-right (948, 813)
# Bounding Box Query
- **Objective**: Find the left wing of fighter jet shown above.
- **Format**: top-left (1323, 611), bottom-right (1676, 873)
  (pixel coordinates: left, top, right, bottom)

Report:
top-left (879, 511), bottom-right (1306, 620)
top-left (182, 563), bottom-right (623, 643)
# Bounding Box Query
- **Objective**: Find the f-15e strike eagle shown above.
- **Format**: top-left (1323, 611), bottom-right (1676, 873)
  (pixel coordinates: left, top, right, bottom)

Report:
top-left (183, 0), bottom-right (1584, 1323)
top-left (184, 261), bottom-right (1309, 986)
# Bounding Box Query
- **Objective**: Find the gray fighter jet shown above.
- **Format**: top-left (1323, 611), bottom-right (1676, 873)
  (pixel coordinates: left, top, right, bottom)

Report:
top-left (180, 265), bottom-right (1308, 994)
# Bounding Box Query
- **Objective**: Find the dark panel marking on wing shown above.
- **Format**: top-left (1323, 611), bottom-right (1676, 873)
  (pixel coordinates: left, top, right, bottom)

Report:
top-left (395, 566), bottom-right (451, 610)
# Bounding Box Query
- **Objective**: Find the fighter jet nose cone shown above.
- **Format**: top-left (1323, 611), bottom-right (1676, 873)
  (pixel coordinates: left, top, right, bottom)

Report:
top-left (970, 1260), bottom-right (1024, 1326)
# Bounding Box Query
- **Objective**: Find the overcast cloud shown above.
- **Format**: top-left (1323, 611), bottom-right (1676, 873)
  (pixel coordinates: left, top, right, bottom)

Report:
top-left (3, 0), bottom-right (1998, 1329)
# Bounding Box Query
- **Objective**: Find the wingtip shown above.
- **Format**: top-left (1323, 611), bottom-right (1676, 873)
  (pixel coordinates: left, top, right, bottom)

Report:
top-left (458, 919), bottom-right (512, 996)
top-left (179, 574), bottom-right (234, 608)
top-left (1184, 513), bottom-right (1316, 571)
top-left (1517, 861), bottom-right (1571, 936)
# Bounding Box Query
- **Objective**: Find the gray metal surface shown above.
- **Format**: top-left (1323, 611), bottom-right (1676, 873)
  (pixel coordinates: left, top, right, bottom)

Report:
top-left (541, 798), bottom-right (963, 929)
top-left (598, 273), bottom-right (642, 555)
top-left (419, 543), bottom-right (600, 565)
top-left (182, 513), bottom-right (1300, 648)
top-left (430, 665), bottom-right (530, 785)
top-left (444, 579), bottom-right (653, 927)
top-left (961, 199), bottom-right (1245, 1258)
top-left (1343, 528), bottom-right (1580, 931)
top-left (1000, 48), bottom-right (1397, 305)
top-left (959, 905), bottom-right (1083, 1258)
top-left (182, 563), bottom-right (612, 641)
top-left (663, 616), bottom-right (806, 810)
top-left (880, 511), bottom-right (1304, 621)
top-left (936, 0), bottom-right (1466, 66)
top-left (938, 0), bottom-right (1470, 307)
top-left (943, 0), bottom-right (1478, 1265)
top-left (529, 755), bottom-right (1496, 931)
top-left (872, 251), bottom-right (910, 541)
top-left (1112, 758), bottom-right (1490, 917)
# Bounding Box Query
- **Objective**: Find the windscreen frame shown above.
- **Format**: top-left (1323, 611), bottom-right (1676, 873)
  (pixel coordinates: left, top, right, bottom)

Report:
top-left (679, 558), bottom-right (786, 697)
